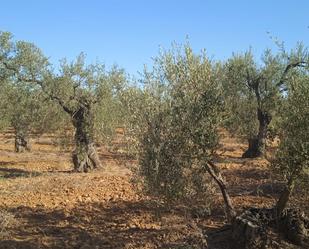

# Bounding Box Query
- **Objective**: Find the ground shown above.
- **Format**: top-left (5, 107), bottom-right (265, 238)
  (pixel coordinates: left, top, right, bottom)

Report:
top-left (0, 131), bottom-right (307, 249)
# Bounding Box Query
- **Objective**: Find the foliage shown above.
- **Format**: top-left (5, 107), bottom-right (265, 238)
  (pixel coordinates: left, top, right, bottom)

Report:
top-left (0, 80), bottom-right (11, 131)
top-left (0, 32), bottom-right (14, 131)
top-left (94, 65), bottom-right (128, 145)
top-left (0, 31), bottom-right (67, 140)
top-left (42, 54), bottom-right (128, 146)
top-left (222, 45), bottom-right (308, 141)
top-left (135, 44), bottom-right (221, 202)
top-left (273, 73), bottom-right (309, 186)
top-left (1, 29), bottom-right (308, 209)
top-left (0, 31), bottom-right (127, 149)
top-left (222, 51), bottom-right (259, 138)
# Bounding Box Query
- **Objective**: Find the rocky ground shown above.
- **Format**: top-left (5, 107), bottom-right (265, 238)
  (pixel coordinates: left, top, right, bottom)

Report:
top-left (0, 131), bottom-right (307, 249)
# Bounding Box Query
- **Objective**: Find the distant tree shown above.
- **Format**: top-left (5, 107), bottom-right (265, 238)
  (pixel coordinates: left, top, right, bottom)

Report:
top-left (0, 32), bottom-right (14, 131)
top-left (135, 44), bottom-right (236, 221)
top-left (94, 65), bottom-right (128, 146)
top-left (7, 85), bottom-right (61, 152)
top-left (223, 45), bottom-right (308, 158)
top-left (115, 83), bottom-right (147, 155)
top-left (0, 77), bottom-right (11, 132)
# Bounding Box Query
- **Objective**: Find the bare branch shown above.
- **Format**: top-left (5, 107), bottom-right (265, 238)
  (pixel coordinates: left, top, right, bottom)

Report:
top-left (49, 95), bottom-right (74, 115)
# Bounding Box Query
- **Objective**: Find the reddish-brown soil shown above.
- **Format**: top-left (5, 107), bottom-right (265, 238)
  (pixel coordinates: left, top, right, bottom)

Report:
top-left (0, 131), bottom-right (307, 248)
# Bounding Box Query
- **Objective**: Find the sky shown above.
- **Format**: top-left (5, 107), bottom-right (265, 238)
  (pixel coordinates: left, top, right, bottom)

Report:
top-left (1, 0), bottom-right (308, 76)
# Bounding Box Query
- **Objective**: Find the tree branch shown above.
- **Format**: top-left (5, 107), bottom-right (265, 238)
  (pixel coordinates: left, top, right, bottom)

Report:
top-left (1, 60), bottom-right (74, 115)
top-left (205, 160), bottom-right (236, 222)
top-left (276, 61), bottom-right (307, 88)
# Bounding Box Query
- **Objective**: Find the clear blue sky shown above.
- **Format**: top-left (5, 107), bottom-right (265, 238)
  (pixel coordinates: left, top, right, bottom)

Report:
top-left (1, 0), bottom-right (308, 76)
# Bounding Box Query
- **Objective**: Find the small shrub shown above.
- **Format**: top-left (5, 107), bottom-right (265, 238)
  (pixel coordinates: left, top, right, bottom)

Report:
top-left (136, 44), bottom-right (222, 209)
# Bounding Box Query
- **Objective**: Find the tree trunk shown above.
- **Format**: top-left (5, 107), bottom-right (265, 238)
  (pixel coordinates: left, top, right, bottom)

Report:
top-left (242, 109), bottom-right (271, 158)
top-left (71, 105), bottom-right (102, 172)
top-left (15, 129), bottom-right (31, 153)
top-left (231, 208), bottom-right (272, 249)
top-left (231, 207), bottom-right (309, 248)
top-left (230, 168), bottom-right (308, 248)
top-left (275, 172), bottom-right (297, 218)
top-left (205, 161), bottom-right (236, 222)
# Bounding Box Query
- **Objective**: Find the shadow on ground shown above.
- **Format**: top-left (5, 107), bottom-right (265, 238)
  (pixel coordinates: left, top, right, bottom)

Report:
top-left (0, 167), bottom-right (41, 179)
top-left (1, 200), bottom-right (211, 249)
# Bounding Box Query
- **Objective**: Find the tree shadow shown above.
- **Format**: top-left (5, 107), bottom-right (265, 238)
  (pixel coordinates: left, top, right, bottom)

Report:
top-left (1, 133), bottom-right (15, 140)
top-left (223, 167), bottom-right (284, 199)
top-left (99, 151), bottom-right (136, 163)
top-left (0, 161), bottom-right (17, 166)
top-left (1, 200), bottom-right (207, 249)
top-left (0, 167), bottom-right (41, 179)
top-left (228, 168), bottom-right (270, 180)
top-left (214, 156), bottom-right (246, 165)
top-left (205, 225), bottom-right (233, 249)
top-left (0, 240), bottom-right (37, 249)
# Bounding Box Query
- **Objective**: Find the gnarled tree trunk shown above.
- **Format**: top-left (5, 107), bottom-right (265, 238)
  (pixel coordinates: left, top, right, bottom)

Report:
top-left (242, 109), bottom-right (271, 158)
top-left (71, 105), bottom-right (102, 172)
top-left (14, 128), bottom-right (31, 153)
top-left (231, 207), bottom-right (309, 248)
top-left (232, 208), bottom-right (272, 249)
top-left (231, 170), bottom-right (309, 248)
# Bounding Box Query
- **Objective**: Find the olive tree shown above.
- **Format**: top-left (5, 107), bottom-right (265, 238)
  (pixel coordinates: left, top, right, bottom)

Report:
top-left (0, 79), bottom-right (11, 132)
top-left (0, 31), bottom-right (64, 152)
top-left (94, 65), bottom-right (128, 146)
top-left (39, 56), bottom-right (126, 172)
top-left (136, 44), bottom-right (236, 221)
top-left (273, 72), bottom-right (309, 217)
top-left (230, 56), bottom-right (309, 249)
top-left (115, 83), bottom-right (148, 156)
top-left (232, 71), bottom-right (309, 248)
top-left (0, 32), bottom-right (15, 132)
top-left (7, 86), bottom-right (59, 152)
top-left (0, 31), bottom-right (126, 172)
top-left (223, 45), bottom-right (308, 158)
